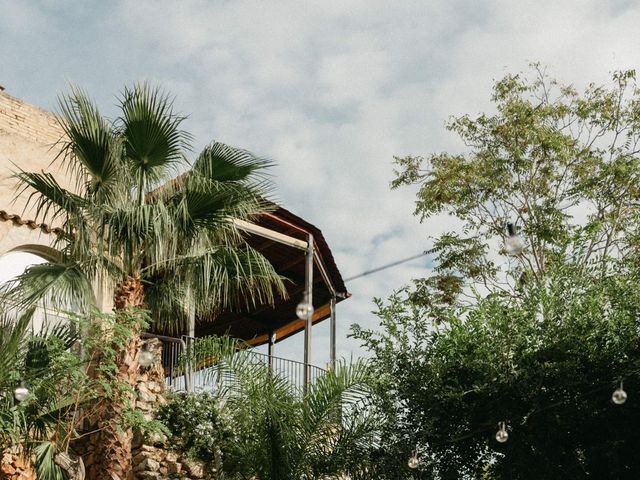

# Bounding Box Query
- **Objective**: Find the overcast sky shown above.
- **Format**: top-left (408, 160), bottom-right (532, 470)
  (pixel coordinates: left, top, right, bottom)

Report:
top-left (1, 0), bottom-right (640, 366)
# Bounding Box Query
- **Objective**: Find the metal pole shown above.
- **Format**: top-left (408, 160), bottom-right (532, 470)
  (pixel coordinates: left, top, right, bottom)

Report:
top-left (330, 295), bottom-right (336, 369)
top-left (268, 331), bottom-right (276, 369)
top-left (303, 234), bottom-right (314, 394)
top-left (186, 300), bottom-right (195, 393)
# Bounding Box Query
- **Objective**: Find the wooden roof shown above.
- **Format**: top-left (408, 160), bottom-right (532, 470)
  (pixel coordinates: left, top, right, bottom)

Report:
top-left (193, 206), bottom-right (349, 346)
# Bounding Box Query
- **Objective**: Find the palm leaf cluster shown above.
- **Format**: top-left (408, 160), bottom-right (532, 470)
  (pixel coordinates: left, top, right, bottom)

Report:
top-left (0, 308), bottom-right (81, 479)
top-left (9, 84), bottom-right (286, 331)
top-left (172, 337), bottom-right (382, 480)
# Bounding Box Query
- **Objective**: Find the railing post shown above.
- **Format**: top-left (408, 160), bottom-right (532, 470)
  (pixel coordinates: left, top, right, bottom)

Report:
top-left (268, 331), bottom-right (276, 370)
top-left (303, 234), bottom-right (314, 395)
top-left (186, 298), bottom-right (196, 393)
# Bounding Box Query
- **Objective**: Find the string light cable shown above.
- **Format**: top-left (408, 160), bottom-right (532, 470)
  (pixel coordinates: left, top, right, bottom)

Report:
top-left (344, 251), bottom-right (428, 282)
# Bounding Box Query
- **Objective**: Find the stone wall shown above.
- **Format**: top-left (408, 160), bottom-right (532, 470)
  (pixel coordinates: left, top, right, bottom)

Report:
top-left (0, 90), bottom-right (67, 224)
top-left (1, 450), bottom-right (35, 480)
top-left (80, 338), bottom-right (215, 480)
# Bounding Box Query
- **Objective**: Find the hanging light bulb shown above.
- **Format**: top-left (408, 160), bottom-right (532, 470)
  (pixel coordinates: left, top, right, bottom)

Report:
top-left (407, 447), bottom-right (419, 469)
top-left (13, 381), bottom-right (29, 402)
top-left (296, 297), bottom-right (314, 320)
top-left (612, 381), bottom-right (627, 405)
top-left (139, 343), bottom-right (155, 368)
top-left (495, 421), bottom-right (509, 443)
top-left (504, 222), bottom-right (524, 256)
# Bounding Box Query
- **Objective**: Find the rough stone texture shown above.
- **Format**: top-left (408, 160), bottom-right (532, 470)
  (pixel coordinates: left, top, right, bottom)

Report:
top-left (77, 339), bottom-right (216, 480)
top-left (1, 449), bottom-right (36, 480)
top-left (0, 90), bottom-right (67, 228)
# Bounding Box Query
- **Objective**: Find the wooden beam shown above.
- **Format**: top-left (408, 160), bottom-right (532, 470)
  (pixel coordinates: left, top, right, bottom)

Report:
top-left (234, 219), bottom-right (308, 250)
top-left (246, 302), bottom-right (333, 346)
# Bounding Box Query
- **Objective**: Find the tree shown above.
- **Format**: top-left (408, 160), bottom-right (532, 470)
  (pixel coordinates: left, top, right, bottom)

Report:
top-left (352, 67), bottom-right (640, 478)
top-left (158, 336), bottom-right (382, 480)
top-left (8, 85), bottom-right (286, 479)
top-left (391, 66), bottom-right (640, 319)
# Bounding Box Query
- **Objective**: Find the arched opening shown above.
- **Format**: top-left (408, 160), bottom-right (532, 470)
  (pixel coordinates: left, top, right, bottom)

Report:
top-left (0, 249), bottom-right (65, 334)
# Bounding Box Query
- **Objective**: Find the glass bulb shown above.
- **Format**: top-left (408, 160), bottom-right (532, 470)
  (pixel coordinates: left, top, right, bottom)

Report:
top-left (504, 235), bottom-right (524, 255)
top-left (504, 223), bottom-right (524, 256)
top-left (296, 301), bottom-right (314, 320)
top-left (495, 422), bottom-right (508, 443)
top-left (14, 385), bottom-right (29, 402)
top-left (612, 386), bottom-right (627, 405)
top-left (408, 455), bottom-right (419, 469)
top-left (139, 350), bottom-right (155, 368)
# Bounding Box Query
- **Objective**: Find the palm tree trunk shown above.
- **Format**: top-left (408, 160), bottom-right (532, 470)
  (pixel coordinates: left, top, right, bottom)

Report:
top-left (91, 274), bottom-right (144, 480)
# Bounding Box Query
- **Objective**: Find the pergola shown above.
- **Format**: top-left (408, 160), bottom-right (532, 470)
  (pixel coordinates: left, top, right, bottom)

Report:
top-left (178, 206), bottom-right (350, 381)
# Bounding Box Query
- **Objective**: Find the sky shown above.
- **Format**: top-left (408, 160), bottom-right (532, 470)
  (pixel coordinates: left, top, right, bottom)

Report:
top-left (1, 0), bottom-right (640, 367)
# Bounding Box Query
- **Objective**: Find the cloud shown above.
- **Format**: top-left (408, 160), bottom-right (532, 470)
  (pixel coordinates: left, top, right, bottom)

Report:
top-left (1, 0), bottom-right (639, 365)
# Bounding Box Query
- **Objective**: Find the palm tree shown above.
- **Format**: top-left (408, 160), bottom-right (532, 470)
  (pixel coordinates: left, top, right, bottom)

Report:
top-left (177, 337), bottom-right (382, 479)
top-left (8, 85), bottom-right (286, 479)
top-left (0, 306), bottom-right (82, 479)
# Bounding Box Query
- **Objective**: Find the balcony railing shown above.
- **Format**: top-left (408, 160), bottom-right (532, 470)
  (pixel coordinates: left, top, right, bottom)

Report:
top-left (141, 333), bottom-right (325, 395)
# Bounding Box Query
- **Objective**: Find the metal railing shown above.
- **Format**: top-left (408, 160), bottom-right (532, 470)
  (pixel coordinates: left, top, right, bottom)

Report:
top-left (141, 332), bottom-right (189, 390)
top-left (143, 333), bottom-right (326, 395)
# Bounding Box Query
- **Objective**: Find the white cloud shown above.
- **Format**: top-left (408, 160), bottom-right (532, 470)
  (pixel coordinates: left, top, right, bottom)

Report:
top-left (1, 0), bottom-right (639, 365)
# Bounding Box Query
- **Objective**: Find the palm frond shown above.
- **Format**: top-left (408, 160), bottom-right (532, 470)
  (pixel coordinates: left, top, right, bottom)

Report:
top-left (147, 243), bottom-right (286, 332)
top-left (13, 170), bottom-right (88, 224)
top-left (192, 142), bottom-right (274, 184)
top-left (303, 359), bottom-right (375, 440)
top-left (34, 441), bottom-right (67, 480)
top-left (119, 83), bottom-right (191, 194)
top-left (2, 261), bottom-right (95, 313)
top-left (57, 85), bottom-right (120, 197)
top-left (0, 307), bottom-right (35, 385)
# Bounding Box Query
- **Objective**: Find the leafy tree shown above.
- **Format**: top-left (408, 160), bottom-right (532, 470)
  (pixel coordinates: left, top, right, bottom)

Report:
top-left (159, 336), bottom-right (382, 480)
top-left (352, 67), bottom-right (640, 478)
top-left (391, 66), bottom-right (640, 320)
top-left (8, 85), bottom-right (286, 479)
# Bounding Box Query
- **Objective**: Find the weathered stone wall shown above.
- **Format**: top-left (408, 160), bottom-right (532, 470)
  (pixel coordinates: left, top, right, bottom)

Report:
top-left (80, 338), bottom-right (215, 480)
top-left (0, 449), bottom-right (35, 480)
top-left (0, 90), bottom-right (67, 226)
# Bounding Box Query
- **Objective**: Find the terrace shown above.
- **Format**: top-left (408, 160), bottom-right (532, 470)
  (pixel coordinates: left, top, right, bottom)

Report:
top-left (0, 89), bottom-right (350, 395)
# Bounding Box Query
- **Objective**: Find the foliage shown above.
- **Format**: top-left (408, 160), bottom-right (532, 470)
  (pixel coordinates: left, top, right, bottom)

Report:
top-left (352, 67), bottom-right (640, 479)
top-left (0, 307), bottom-right (153, 479)
top-left (354, 258), bottom-right (640, 478)
top-left (156, 392), bottom-right (232, 465)
top-left (392, 66), bottom-right (640, 319)
top-left (159, 336), bottom-right (382, 480)
top-left (4, 83), bottom-right (287, 476)
top-left (8, 83), bottom-right (286, 332)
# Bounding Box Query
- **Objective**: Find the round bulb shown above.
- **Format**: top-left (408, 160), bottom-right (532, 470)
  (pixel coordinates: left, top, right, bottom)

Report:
top-left (296, 301), bottom-right (314, 320)
top-left (408, 455), bottom-right (419, 469)
top-left (139, 350), bottom-right (155, 368)
top-left (14, 386), bottom-right (29, 402)
top-left (612, 387), bottom-right (627, 405)
top-left (495, 428), bottom-right (509, 443)
top-left (505, 235), bottom-right (524, 256)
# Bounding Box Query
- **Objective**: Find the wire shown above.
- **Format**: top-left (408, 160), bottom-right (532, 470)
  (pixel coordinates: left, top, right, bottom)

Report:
top-left (344, 251), bottom-right (428, 282)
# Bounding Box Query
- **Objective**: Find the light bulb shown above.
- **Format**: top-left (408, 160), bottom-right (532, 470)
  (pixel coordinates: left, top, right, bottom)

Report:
top-left (139, 349), bottom-right (155, 368)
top-left (495, 422), bottom-right (508, 443)
top-left (504, 223), bottom-right (524, 256)
top-left (14, 384), bottom-right (29, 402)
top-left (612, 383), bottom-right (627, 405)
top-left (296, 301), bottom-right (314, 320)
top-left (408, 454), bottom-right (419, 469)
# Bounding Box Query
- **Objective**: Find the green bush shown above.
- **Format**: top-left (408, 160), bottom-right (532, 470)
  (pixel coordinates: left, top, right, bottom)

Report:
top-left (157, 391), bottom-right (234, 465)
